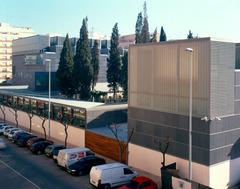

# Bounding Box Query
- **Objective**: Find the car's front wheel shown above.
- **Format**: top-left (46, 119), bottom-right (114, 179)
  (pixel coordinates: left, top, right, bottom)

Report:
top-left (103, 184), bottom-right (111, 189)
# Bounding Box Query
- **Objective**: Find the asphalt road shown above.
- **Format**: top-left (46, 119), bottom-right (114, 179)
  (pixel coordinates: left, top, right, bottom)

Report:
top-left (0, 136), bottom-right (94, 189)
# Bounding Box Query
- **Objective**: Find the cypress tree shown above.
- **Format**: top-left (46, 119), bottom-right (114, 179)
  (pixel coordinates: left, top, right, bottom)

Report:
top-left (141, 1), bottom-right (150, 43)
top-left (56, 34), bottom-right (74, 97)
top-left (187, 30), bottom-right (193, 39)
top-left (73, 18), bottom-right (93, 100)
top-left (107, 23), bottom-right (121, 101)
top-left (91, 40), bottom-right (99, 91)
top-left (150, 28), bottom-right (158, 42)
top-left (160, 26), bottom-right (167, 42)
top-left (135, 12), bottom-right (143, 44)
top-left (120, 51), bottom-right (128, 99)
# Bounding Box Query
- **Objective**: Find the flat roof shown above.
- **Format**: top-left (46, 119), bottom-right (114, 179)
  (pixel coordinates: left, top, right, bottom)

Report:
top-left (28, 96), bottom-right (104, 110)
top-left (0, 87), bottom-right (127, 110)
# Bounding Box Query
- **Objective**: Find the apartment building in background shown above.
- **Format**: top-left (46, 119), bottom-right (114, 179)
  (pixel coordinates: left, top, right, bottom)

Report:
top-left (128, 38), bottom-right (240, 189)
top-left (0, 22), bottom-right (35, 83)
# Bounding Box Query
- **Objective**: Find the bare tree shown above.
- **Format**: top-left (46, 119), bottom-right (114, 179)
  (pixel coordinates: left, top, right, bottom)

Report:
top-left (108, 123), bottom-right (134, 163)
top-left (154, 136), bottom-right (171, 167)
top-left (0, 105), bottom-right (6, 122)
top-left (25, 103), bottom-right (34, 132)
top-left (38, 115), bottom-right (47, 140)
top-left (8, 101), bottom-right (19, 128)
top-left (57, 110), bottom-right (72, 148)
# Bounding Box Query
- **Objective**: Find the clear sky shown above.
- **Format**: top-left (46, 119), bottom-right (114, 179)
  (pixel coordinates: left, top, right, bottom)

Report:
top-left (0, 0), bottom-right (239, 41)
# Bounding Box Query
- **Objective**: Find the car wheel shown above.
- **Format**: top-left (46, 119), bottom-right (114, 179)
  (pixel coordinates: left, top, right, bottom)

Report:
top-left (103, 184), bottom-right (111, 189)
top-left (37, 151), bottom-right (41, 155)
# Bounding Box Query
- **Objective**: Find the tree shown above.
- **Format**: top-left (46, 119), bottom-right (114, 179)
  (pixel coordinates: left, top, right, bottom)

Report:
top-left (107, 23), bottom-right (121, 101)
top-left (56, 34), bottom-right (74, 97)
top-left (91, 40), bottom-right (100, 91)
top-left (120, 52), bottom-right (128, 99)
top-left (150, 28), bottom-right (158, 42)
top-left (37, 104), bottom-right (48, 140)
top-left (39, 114), bottom-right (47, 140)
top-left (25, 101), bottom-right (34, 132)
top-left (140, 1), bottom-right (150, 43)
top-left (8, 100), bottom-right (19, 128)
top-left (73, 17), bottom-right (93, 100)
top-left (187, 30), bottom-right (193, 39)
top-left (0, 105), bottom-right (6, 123)
top-left (153, 136), bottom-right (171, 167)
top-left (108, 123), bottom-right (134, 163)
top-left (135, 12), bottom-right (143, 44)
top-left (160, 26), bottom-right (167, 42)
top-left (57, 108), bottom-right (73, 147)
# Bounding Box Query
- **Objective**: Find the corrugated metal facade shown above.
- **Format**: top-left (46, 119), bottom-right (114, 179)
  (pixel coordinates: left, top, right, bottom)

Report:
top-left (210, 41), bottom-right (235, 117)
top-left (129, 38), bottom-right (211, 117)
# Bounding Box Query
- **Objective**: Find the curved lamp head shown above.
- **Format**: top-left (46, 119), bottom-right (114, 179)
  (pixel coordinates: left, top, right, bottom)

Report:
top-left (185, 48), bottom-right (193, 52)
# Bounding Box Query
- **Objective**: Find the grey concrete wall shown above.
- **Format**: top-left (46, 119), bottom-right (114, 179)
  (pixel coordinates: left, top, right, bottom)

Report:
top-left (12, 54), bottom-right (45, 90)
top-left (87, 108), bottom-right (127, 128)
top-left (129, 107), bottom-right (240, 166)
top-left (128, 107), bottom-right (210, 165)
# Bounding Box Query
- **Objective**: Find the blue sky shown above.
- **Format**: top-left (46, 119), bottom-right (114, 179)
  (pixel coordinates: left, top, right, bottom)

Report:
top-left (0, 0), bottom-right (240, 41)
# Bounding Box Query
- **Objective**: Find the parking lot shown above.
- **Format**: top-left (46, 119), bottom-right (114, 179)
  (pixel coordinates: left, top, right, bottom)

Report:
top-left (0, 137), bottom-right (93, 189)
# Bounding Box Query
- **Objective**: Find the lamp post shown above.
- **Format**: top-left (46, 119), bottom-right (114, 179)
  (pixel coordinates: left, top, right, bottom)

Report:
top-left (44, 52), bottom-right (55, 139)
top-left (45, 58), bottom-right (51, 139)
top-left (185, 47), bottom-right (193, 181)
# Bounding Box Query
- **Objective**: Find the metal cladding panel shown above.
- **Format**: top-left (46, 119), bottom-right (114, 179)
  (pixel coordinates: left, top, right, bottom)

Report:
top-left (129, 39), bottom-right (210, 117)
top-left (210, 41), bottom-right (235, 117)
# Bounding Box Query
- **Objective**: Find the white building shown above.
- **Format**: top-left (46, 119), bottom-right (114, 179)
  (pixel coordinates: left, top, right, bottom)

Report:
top-left (0, 22), bottom-right (35, 83)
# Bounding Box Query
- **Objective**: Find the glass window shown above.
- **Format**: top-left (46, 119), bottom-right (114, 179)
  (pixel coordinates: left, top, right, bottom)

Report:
top-left (124, 168), bottom-right (134, 175)
top-left (72, 108), bottom-right (86, 127)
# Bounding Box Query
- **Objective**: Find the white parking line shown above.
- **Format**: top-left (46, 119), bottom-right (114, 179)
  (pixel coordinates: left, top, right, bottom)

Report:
top-left (0, 159), bottom-right (41, 189)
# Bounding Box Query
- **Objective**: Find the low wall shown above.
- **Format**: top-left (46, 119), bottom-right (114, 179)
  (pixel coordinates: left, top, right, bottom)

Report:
top-left (85, 130), bottom-right (126, 162)
top-left (128, 143), bottom-right (210, 187)
top-left (0, 106), bottom-right (85, 147)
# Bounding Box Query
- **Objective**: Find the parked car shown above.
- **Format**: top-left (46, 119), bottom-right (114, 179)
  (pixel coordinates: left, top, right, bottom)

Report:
top-left (53, 147), bottom-right (65, 162)
top-left (13, 132), bottom-right (31, 143)
top-left (4, 127), bottom-right (16, 137)
top-left (57, 147), bottom-right (95, 168)
top-left (0, 138), bottom-right (6, 149)
top-left (7, 128), bottom-right (23, 139)
top-left (90, 163), bottom-right (138, 189)
top-left (0, 123), bottom-right (7, 127)
top-left (67, 156), bottom-right (106, 175)
top-left (16, 134), bottom-right (36, 147)
top-left (26, 137), bottom-right (46, 148)
top-left (30, 140), bottom-right (54, 154)
top-left (45, 144), bottom-right (65, 158)
top-left (117, 176), bottom-right (158, 189)
top-left (0, 125), bottom-right (13, 135)
top-left (10, 130), bottom-right (26, 141)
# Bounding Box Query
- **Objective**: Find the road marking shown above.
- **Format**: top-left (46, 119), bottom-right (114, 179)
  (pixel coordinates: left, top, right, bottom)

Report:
top-left (0, 159), bottom-right (41, 189)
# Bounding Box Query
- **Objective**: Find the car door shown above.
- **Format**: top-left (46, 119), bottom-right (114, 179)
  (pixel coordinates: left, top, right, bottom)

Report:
top-left (122, 168), bottom-right (135, 184)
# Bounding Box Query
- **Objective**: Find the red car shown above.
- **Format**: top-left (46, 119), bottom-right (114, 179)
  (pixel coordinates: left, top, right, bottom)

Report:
top-left (118, 176), bottom-right (157, 189)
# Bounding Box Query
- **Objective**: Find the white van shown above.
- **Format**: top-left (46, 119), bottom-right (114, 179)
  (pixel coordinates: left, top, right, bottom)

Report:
top-left (57, 147), bottom-right (94, 168)
top-left (90, 163), bottom-right (138, 189)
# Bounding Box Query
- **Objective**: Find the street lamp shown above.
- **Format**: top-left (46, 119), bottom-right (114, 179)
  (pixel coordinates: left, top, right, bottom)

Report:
top-left (185, 47), bottom-right (193, 181)
top-left (44, 52), bottom-right (55, 140)
top-left (45, 58), bottom-right (52, 140)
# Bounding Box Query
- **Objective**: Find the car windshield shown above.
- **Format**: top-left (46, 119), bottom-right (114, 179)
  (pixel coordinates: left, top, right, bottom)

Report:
top-left (126, 181), bottom-right (139, 189)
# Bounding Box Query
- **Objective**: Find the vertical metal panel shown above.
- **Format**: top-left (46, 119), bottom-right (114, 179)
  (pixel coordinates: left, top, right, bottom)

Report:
top-left (210, 41), bottom-right (235, 117)
top-left (129, 39), bottom-right (211, 117)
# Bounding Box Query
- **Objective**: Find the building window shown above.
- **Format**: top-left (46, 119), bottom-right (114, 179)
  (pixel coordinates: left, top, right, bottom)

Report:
top-left (2, 68), bottom-right (7, 72)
